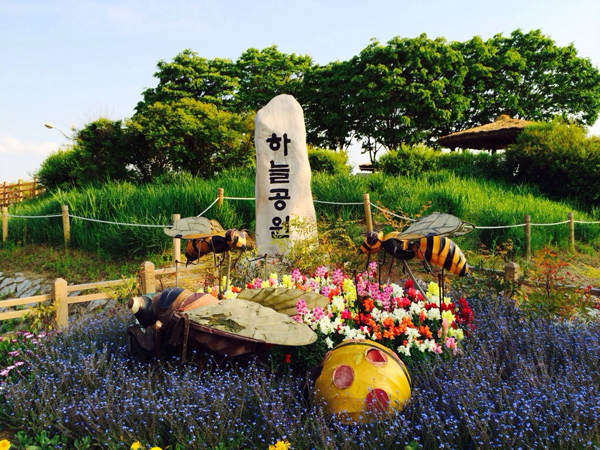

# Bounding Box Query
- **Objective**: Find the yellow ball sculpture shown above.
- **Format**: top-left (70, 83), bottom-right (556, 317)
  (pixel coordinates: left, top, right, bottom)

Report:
top-left (314, 339), bottom-right (412, 423)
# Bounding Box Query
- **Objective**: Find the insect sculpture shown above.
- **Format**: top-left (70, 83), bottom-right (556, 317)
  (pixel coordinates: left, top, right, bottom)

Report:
top-left (359, 212), bottom-right (474, 298)
top-left (164, 216), bottom-right (253, 292)
top-left (126, 285), bottom-right (330, 361)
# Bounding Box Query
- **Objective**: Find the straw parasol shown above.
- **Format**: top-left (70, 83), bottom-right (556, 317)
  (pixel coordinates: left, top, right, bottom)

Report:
top-left (437, 115), bottom-right (533, 151)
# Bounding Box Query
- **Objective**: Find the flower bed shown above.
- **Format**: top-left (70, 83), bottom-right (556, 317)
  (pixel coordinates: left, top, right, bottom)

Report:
top-left (201, 262), bottom-right (474, 371)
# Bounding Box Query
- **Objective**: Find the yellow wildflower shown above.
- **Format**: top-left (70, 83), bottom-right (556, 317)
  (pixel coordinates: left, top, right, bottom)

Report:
top-left (150, 447), bottom-right (163, 450)
top-left (130, 442), bottom-right (142, 450)
top-left (268, 440), bottom-right (291, 450)
top-left (0, 439), bottom-right (11, 450)
top-left (441, 309), bottom-right (456, 324)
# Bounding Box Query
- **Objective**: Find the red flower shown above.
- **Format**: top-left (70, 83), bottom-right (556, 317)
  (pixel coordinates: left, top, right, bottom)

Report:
top-left (284, 354), bottom-right (291, 363)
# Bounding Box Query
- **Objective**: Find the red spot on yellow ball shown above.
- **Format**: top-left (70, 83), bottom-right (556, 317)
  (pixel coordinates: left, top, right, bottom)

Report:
top-left (332, 364), bottom-right (354, 389)
top-left (366, 388), bottom-right (389, 413)
top-left (365, 348), bottom-right (387, 366)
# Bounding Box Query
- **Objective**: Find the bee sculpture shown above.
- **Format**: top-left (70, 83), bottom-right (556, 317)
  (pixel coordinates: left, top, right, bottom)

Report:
top-left (360, 212), bottom-right (474, 298)
top-left (184, 228), bottom-right (251, 266)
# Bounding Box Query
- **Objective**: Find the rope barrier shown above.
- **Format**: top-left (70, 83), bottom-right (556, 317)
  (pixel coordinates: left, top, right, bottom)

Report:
top-left (314, 199), bottom-right (363, 205)
top-left (69, 214), bottom-right (168, 228)
top-left (223, 196), bottom-right (255, 201)
top-left (3, 195), bottom-right (600, 230)
top-left (476, 223), bottom-right (526, 229)
top-left (369, 203), bottom-right (416, 222)
top-left (6, 213), bottom-right (62, 219)
top-left (196, 198), bottom-right (219, 217)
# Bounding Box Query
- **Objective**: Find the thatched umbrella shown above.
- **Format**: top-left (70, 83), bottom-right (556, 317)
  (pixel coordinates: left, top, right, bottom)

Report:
top-left (437, 115), bottom-right (533, 151)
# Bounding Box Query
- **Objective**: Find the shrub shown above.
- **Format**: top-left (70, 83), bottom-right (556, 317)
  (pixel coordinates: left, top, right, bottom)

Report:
top-left (505, 119), bottom-right (600, 207)
top-left (307, 147), bottom-right (351, 175)
top-left (376, 144), bottom-right (439, 176)
top-left (35, 148), bottom-right (80, 190)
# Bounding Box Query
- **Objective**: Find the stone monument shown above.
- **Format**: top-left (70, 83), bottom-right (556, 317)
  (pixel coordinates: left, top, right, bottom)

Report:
top-left (254, 94), bottom-right (318, 256)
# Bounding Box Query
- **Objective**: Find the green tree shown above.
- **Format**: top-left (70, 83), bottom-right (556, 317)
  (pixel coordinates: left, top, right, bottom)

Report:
top-left (130, 98), bottom-right (255, 179)
top-left (136, 49), bottom-right (238, 113)
top-left (73, 118), bottom-right (138, 182)
top-left (453, 29), bottom-right (600, 130)
top-left (235, 45), bottom-right (314, 112)
top-left (300, 61), bottom-right (357, 151)
top-left (347, 34), bottom-right (468, 161)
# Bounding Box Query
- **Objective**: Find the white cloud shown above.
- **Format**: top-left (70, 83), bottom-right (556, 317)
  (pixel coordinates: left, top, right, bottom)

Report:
top-left (0, 135), bottom-right (59, 183)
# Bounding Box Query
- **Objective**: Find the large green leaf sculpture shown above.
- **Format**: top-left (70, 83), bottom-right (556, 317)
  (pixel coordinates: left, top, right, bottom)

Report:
top-left (185, 298), bottom-right (317, 346)
top-left (236, 287), bottom-right (330, 316)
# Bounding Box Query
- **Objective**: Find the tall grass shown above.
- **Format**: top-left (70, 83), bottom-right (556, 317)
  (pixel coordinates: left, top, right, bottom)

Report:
top-left (3, 169), bottom-right (599, 259)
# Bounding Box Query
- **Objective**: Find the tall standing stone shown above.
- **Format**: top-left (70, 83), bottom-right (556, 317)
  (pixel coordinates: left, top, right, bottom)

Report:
top-left (255, 94), bottom-right (317, 256)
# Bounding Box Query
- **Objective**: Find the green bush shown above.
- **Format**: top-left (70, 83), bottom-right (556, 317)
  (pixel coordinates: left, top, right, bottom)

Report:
top-left (505, 120), bottom-right (600, 207)
top-left (376, 144), bottom-right (439, 176)
top-left (35, 148), bottom-right (80, 190)
top-left (307, 147), bottom-right (351, 175)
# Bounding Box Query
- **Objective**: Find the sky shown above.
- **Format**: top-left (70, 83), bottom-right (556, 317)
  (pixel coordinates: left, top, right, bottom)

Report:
top-left (2, 0), bottom-right (600, 183)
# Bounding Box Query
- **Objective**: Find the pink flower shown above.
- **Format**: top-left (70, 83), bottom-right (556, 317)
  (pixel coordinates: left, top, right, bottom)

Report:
top-left (445, 337), bottom-right (458, 355)
top-left (313, 306), bottom-right (325, 321)
top-left (341, 309), bottom-right (352, 320)
top-left (296, 299), bottom-right (309, 315)
top-left (331, 268), bottom-right (344, 285)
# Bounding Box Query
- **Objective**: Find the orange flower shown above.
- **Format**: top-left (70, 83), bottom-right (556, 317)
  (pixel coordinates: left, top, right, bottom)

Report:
top-left (383, 328), bottom-right (395, 340)
top-left (373, 331), bottom-right (382, 341)
top-left (419, 325), bottom-right (433, 339)
top-left (363, 298), bottom-right (374, 312)
top-left (382, 317), bottom-right (395, 329)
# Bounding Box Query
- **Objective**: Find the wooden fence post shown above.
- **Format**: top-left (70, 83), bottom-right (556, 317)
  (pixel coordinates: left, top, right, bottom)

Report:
top-left (567, 212), bottom-right (575, 253)
top-left (2, 182), bottom-right (7, 207)
top-left (61, 205), bottom-right (70, 248)
top-left (524, 214), bottom-right (531, 260)
top-left (53, 278), bottom-right (69, 329)
top-left (217, 187), bottom-right (224, 208)
top-left (140, 261), bottom-right (156, 295)
top-left (1, 207), bottom-right (7, 242)
top-left (172, 213), bottom-right (181, 267)
top-left (17, 179), bottom-right (23, 203)
top-left (363, 193), bottom-right (373, 233)
top-left (504, 262), bottom-right (520, 282)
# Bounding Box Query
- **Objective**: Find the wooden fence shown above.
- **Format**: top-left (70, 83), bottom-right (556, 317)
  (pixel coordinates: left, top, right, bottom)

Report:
top-left (1, 178), bottom-right (45, 207)
top-left (0, 262), bottom-right (207, 329)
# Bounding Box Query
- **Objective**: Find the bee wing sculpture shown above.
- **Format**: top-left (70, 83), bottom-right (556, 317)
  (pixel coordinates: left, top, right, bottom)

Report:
top-left (163, 216), bottom-right (223, 239)
top-left (383, 212), bottom-right (475, 241)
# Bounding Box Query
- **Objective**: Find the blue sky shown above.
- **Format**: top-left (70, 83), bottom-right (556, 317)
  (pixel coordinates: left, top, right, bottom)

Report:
top-left (2, 0), bottom-right (600, 182)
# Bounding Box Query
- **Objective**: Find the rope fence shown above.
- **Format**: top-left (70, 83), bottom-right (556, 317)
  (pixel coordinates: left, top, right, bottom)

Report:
top-left (2, 188), bottom-right (599, 261)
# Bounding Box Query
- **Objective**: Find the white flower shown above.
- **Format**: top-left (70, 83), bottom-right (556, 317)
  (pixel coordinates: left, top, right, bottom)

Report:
top-left (426, 308), bottom-right (441, 321)
top-left (391, 283), bottom-right (404, 298)
top-left (409, 301), bottom-right (424, 316)
top-left (397, 345), bottom-right (411, 357)
top-left (330, 295), bottom-right (345, 313)
top-left (392, 308), bottom-right (410, 322)
top-left (406, 327), bottom-right (420, 340)
top-left (325, 337), bottom-right (334, 348)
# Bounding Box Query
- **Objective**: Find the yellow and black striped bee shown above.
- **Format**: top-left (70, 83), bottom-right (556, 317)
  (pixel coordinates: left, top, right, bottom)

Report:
top-left (359, 212), bottom-right (474, 289)
top-left (164, 216), bottom-right (253, 266)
